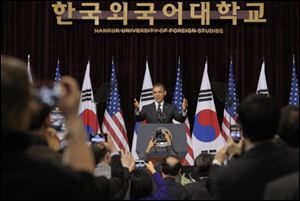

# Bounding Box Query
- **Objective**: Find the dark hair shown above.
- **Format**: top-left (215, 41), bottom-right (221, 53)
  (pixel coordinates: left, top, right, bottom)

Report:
top-left (153, 83), bottom-right (166, 91)
top-left (1, 56), bottom-right (31, 130)
top-left (130, 169), bottom-right (153, 200)
top-left (238, 94), bottom-right (279, 142)
top-left (278, 105), bottom-right (299, 147)
top-left (192, 153), bottom-right (214, 180)
top-left (90, 143), bottom-right (108, 164)
top-left (161, 155), bottom-right (181, 176)
top-left (29, 104), bottom-right (52, 130)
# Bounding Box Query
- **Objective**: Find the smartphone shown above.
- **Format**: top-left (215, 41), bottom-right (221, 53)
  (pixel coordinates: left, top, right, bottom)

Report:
top-left (91, 133), bottom-right (107, 143)
top-left (230, 125), bottom-right (241, 143)
top-left (135, 160), bottom-right (146, 168)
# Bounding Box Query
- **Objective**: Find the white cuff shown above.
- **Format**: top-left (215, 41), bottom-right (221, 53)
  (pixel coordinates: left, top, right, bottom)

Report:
top-left (212, 159), bottom-right (223, 166)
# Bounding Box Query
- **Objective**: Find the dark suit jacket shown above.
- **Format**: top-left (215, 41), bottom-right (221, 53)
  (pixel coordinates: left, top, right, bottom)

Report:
top-left (1, 131), bottom-right (103, 200)
top-left (264, 171), bottom-right (299, 200)
top-left (94, 154), bottom-right (130, 200)
top-left (164, 177), bottom-right (187, 200)
top-left (184, 177), bottom-right (211, 200)
top-left (209, 142), bottom-right (299, 200)
top-left (135, 102), bottom-right (186, 123)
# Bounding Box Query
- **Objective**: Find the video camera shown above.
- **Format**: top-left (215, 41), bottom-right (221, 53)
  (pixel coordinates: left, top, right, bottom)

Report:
top-left (153, 129), bottom-right (166, 143)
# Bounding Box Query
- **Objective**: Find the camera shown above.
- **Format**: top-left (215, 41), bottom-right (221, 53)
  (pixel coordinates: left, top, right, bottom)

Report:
top-left (135, 160), bottom-right (146, 168)
top-left (154, 129), bottom-right (166, 143)
top-left (91, 133), bottom-right (107, 143)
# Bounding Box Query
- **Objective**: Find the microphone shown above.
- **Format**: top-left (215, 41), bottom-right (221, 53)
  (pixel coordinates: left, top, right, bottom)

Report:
top-left (157, 104), bottom-right (167, 123)
top-left (157, 112), bottom-right (166, 123)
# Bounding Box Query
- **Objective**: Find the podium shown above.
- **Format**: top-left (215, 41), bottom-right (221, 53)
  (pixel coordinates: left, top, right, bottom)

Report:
top-left (136, 124), bottom-right (187, 159)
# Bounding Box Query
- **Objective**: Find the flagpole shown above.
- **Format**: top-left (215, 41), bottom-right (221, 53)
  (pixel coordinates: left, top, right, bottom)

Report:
top-left (293, 54), bottom-right (295, 63)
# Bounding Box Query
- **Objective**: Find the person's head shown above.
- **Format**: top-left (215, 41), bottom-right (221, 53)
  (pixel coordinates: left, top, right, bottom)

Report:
top-left (1, 56), bottom-right (34, 131)
top-left (192, 153), bottom-right (214, 180)
top-left (152, 83), bottom-right (167, 103)
top-left (238, 94), bottom-right (279, 143)
top-left (90, 142), bottom-right (110, 165)
top-left (130, 168), bottom-right (153, 200)
top-left (278, 105), bottom-right (299, 147)
top-left (161, 155), bottom-right (181, 177)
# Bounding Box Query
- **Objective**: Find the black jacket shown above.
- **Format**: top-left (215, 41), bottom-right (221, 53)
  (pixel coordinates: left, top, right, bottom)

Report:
top-left (1, 130), bottom-right (104, 200)
top-left (164, 177), bottom-right (187, 200)
top-left (184, 177), bottom-right (211, 200)
top-left (209, 142), bottom-right (299, 200)
top-left (136, 102), bottom-right (186, 123)
top-left (264, 171), bottom-right (299, 200)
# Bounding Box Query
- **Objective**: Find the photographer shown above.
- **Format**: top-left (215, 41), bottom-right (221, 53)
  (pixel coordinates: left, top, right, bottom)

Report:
top-left (92, 134), bottom-right (135, 200)
top-left (138, 130), bottom-right (178, 161)
top-left (26, 102), bottom-right (62, 164)
top-left (130, 161), bottom-right (168, 200)
top-left (161, 155), bottom-right (187, 200)
top-left (1, 56), bottom-right (102, 199)
top-left (90, 134), bottom-right (111, 178)
top-left (209, 94), bottom-right (299, 200)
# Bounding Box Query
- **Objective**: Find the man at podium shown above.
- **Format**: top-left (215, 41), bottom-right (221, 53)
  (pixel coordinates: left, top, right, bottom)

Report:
top-left (134, 83), bottom-right (188, 123)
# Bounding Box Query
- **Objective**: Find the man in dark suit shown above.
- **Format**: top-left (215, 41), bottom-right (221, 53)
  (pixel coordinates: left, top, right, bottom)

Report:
top-left (184, 153), bottom-right (213, 200)
top-left (134, 83), bottom-right (188, 123)
top-left (209, 94), bottom-right (299, 200)
top-left (264, 171), bottom-right (299, 200)
top-left (161, 155), bottom-right (187, 200)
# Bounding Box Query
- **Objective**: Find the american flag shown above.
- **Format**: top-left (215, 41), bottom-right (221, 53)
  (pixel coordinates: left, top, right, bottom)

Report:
top-left (102, 59), bottom-right (130, 151)
top-left (55, 58), bottom-right (61, 83)
top-left (221, 59), bottom-right (239, 140)
top-left (289, 55), bottom-right (299, 106)
top-left (51, 58), bottom-right (65, 142)
top-left (172, 57), bottom-right (194, 166)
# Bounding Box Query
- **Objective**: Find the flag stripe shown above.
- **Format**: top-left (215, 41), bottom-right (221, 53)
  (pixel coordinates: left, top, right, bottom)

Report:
top-left (199, 89), bottom-right (212, 93)
top-left (103, 115), bottom-right (126, 150)
top-left (142, 89), bottom-right (152, 93)
top-left (141, 92), bottom-right (153, 97)
top-left (141, 97), bottom-right (154, 101)
top-left (103, 120), bottom-right (126, 151)
top-left (198, 98), bottom-right (213, 102)
top-left (198, 93), bottom-right (213, 98)
top-left (113, 112), bottom-right (129, 142)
